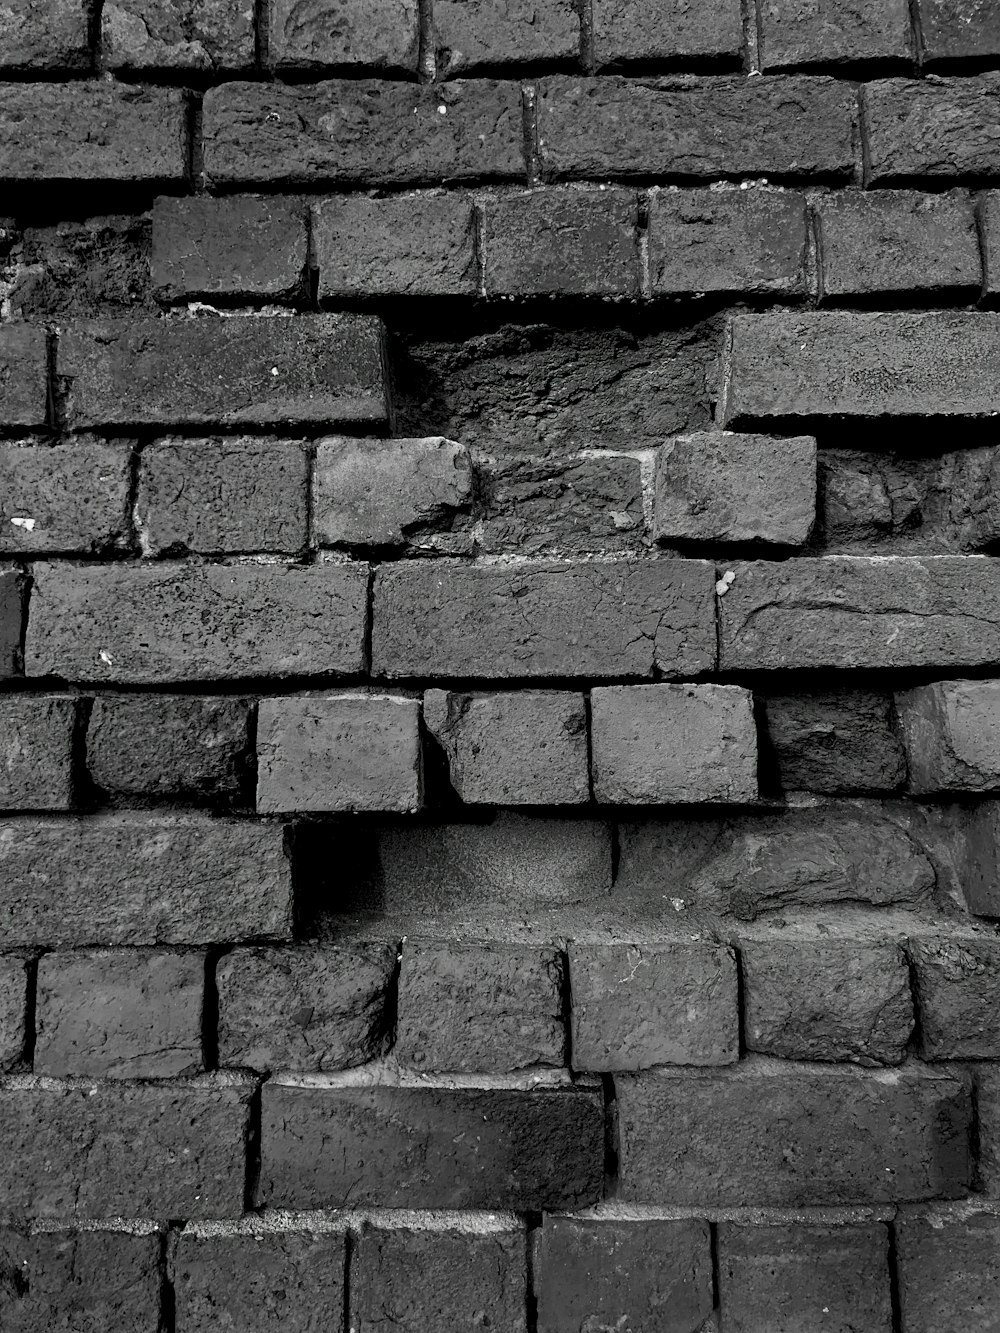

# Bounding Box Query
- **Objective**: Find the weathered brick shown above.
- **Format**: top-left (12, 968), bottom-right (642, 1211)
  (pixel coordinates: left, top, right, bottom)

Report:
top-left (976, 1065), bottom-right (1000, 1192)
top-left (35, 949), bottom-right (204, 1078)
top-left (718, 1222), bottom-right (893, 1333)
top-left (0, 956), bottom-right (28, 1070)
top-left (758, 0), bottom-right (912, 68)
top-left (0, 695), bottom-right (75, 811)
top-left (591, 683), bottom-right (758, 804)
top-left (0, 83), bottom-right (187, 183)
top-left (216, 943), bottom-right (395, 1072)
top-left (25, 561), bottom-right (368, 683)
top-left (617, 1060), bottom-right (971, 1205)
top-left (395, 940), bottom-right (564, 1071)
top-left (761, 690), bottom-right (906, 793)
top-left (373, 559), bottom-right (715, 679)
top-left (313, 437), bottom-right (472, 548)
top-left (172, 1229), bottom-right (345, 1333)
top-left (818, 189), bottom-right (980, 297)
top-left (151, 196), bottom-right (308, 301)
top-left (592, 0), bottom-right (742, 65)
top-left (0, 325), bottom-right (49, 428)
top-left (534, 1216), bottom-right (713, 1333)
top-left (0, 0), bottom-right (90, 70)
top-left (863, 76), bottom-right (1000, 183)
top-left (537, 75), bottom-right (856, 180)
top-left (0, 571), bottom-right (25, 680)
top-left (434, 0), bottom-right (578, 75)
top-left (101, 0), bottom-right (255, 70)
top-left (920, 0), bottom-right (1000, 63)
top-left (654, 432), bottom-right (816, 546)
top-left (0, 1078), bottom-right (251, 1219)
top-left (648, 187), bottom-right (808, 295)
top-left (898, 679), bottom-right (1000, 793)
top-left (0, 442), bottom-right (130, 556)
top-left (256, 695), bottom-right (422, 814)
top-left (0, 814), bottom-right (292, 946)
top-left (570, 939), bottom-right (739, 1070)
top-left (740, 933), bottom-right (913, 1064)
top-left (269, 0), bottom-right (417, 69)
top-left (136, 440), bottom-right (309, 556)
top-left (719, 556), bottom-right (1000, 671)
top-left (910, 933), bottom-right (1000, 1059)
top-left (962, 803), bottom-right (1000, 918)
top-left (10, 215), bottom-right (154, 320)
top-left (481, 187), bottom-right (640, 296)
top-left (58, 315), bottom-right (387, 430)
top-left (259, 1081), bottom-right (604, 1209)
top-left (86, 695), bottom-right (252, 802)
top-left (897, 1207), bottom-right (1000, 1333)
top-left (204, 80), bottom-right (524, 187)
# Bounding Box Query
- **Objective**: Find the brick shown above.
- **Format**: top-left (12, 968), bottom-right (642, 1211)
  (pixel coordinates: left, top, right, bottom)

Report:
top-left (482, 187), bottom-right (640, 296)
top-left (269, 0), bottom-right (417, 69)
top-left (256, 695), bottom-right (422, 814)
top-left (86, 695), bottom-right (252, 802)
top-left (863, 76), bottom-right (1000, 183)
top-left (314, 437), bottom-right (472, 548)
top-left (0, 83), bottom-right (187, 183)
top-left (761, 691), bottom-right (906, 793)
top-left (0, 570), bottom-right (25, 679)
top-left (0, 1230), bottom-right (162, 1333)
top-left (172, 1229), bottom-right (344, 1333)
top-left (897, 1207), bottom-right (1000, 1333)
top-left (0, 0), bottom-right (89, 70)
top-left (25, 561), bottom-right (368, 684)
top-left (0, 695), bottom-right (75, 810)
top-left (758, 0), bottom-right (912, 68)
top-left (920, 0), bottom-right (1000, 63)
top-left (0, 956), bottom-right (28, 1070)
top-left (617, 1061), bottom-right (971, 1205)
top-left (537, 75), bottom-right (856, 180)
top-left (0, 1078), bottom-right (251, 1219)
top-left (649, 187), bottom-right (808, 295)
top-left (718, 1222), bottom-right (892, 1333)
top-left (976, 1065), bottom-right (1000, 1192)
top-left (216, 943), bottom-right (395, 1072)
top-left (818, 189), bottom-right (980, 297)
top-left (535, 1216), bottom-right (712, 1333)
top-left (962, 804), bottom-right (1000, 917)
top-left (570, 939), bottom-right (738, 1070)
top-left (35, 949), bottom-right (204, 1078)
top-left (395, 940), bottom-right (564, 1071)
top-left (718, 556), bottom-right (1000, 671)
top-left (136, 440), bottom-right (309, 556)
top-left (259, 1081), bottom-right (603, 1209)
top-left (592, 0), bottom-right (742, 64)
top-left (101, 0), bottom-right (254, 70)
top-left (0, 442), bottom-right (130, 557)
top-left (740, 934), bottom-right (913, 1064)
top-left (910, 934), bottom-right (1000, 1059)
top-left (898, 679), bottom-right (1000, 793)
top-left (151, 196), bottom-right (308, 301)
top-left (0, 813), bottom-right (292, 946)
top-left (10, 215), bottom-right (154, 320)
top-left (58, 315), bottom-right (387, 430)
top-left (654, 432), bottom-right (816, 546)
top-left (373, 559), bottom-right (715, 680)
top-left (204, 80), bottom-right (524, 187)
top-left (0, 325), bottom-right (49, 427)
top-left (434, 0), bottom-right (578, 75)
top-left (591, 683), bottom-right (758, 804)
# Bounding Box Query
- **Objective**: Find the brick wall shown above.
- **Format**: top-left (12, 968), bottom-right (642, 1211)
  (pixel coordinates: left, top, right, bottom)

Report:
top-left (2, 1), bottom-right (1000, 1329)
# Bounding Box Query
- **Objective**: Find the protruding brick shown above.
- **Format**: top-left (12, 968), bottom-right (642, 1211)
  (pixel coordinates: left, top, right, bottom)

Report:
top-left (482, 187), bottom-right (641, 296)
top-left (0, 955), bottom-right (28, 1070)
top-left (591, 683), bottom-right (759, 804)
top-left (758, 0), bottom-right (912, 68)
top-left (570, 939), bottom-right (739, 1070)
top-left (920, 0), bottom-right (1000, 63)
top-left (26, 561), bottom-right (368, 683)
top-left (654, 432), bottom-right (816, 546)
top-left (423, 689), bottom-right (589, 804)
top-left (761, 690), bottom-right (906, 793)
top-left (863, 77), bottom-right (1000, 183)
top-left (256, 695), bottom-right (422, 814)
top-left (395, 940), bottom-right (565, 1071)
top-left (0, 325), bottom-right (49, 427)
top-left (910, 934), bottom-right (1000, 1059)
top-left (35, 949), bottom-right (204, 1078)
top-left (217, 943), bottom-right (396, 1072)
top-left (0, 442), bottom-right (131, 556)
top-left (0, 0), bottom-right (90, 70)
top-left (434, 0), bottom-right (579, 75)
top-left (0, 695), bottom-right (76, 810)
top-left (313, 437), bottom-right (472, 548)
top-left (269, 0), bottom-right (418, 69)
top-left (101, 0), bottom-right (255, 70)
top-left (151, 196), bottom-right (308, 301)
top-left (897, 679), bottom-right (1000, 793)
top-left (592, 0), bottom-right (742, 65)
top-left (897, 1207), bottom-right (1000, 1332)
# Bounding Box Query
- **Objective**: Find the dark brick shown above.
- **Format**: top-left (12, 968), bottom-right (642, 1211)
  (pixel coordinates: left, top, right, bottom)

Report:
top-left (897, 679), bottom-right (1000, 793)
top-left (203, 80), bottom-right (524, 187)
top-left (10, 215), bottom-right (154, 320)
top-left (0, 695), bottom-right (75, 810)
top-left (897, 1207), bottom-right (1000, 1333)
top-left (0, 568), bottom-right (24, 679)
top-left (136, 440), bottom-right (309, 556)
top-left (0, 0), bottom-right (90, 70)
top-left (0, 1078), bottom-right (251, 1219)
top-left (151, 196), bottom-right (308, 302)
top-left (372, 559), bottom-right (715, 680)
top-left (0, 325), bottom-right (49, 427)
top-left (592, 0), bottom-right (742, 65)
top-left (58, 315), bottom-right (387, 430)
top-left (101, 0), bottom-right (255, 70)
top-left (216, 943), bottom-right (395, 1072)
top-left (718, 1222), bottom-right (893, 1333)
top-left (0, 83), bottom-right (187, 183)
top-left (259, 1080), bottom-right (604, 1209)
top-left (25, 561), bottom-right (368, 684)
top-left (0, 442), bottom-right (130, 556)
top-left (920, 0), bottom-right (1000, 63)
top-left (269, 0), bottom-right (418, 71)
top-left (863, 76), bottom-right (1000, 183)
top-left (0, 956), bottom-right (28, 1070)
top-left (758, 0), bottom-right (912, 68)
top-left (0, 813), bottom-right (292, 946)
top-left (434, 0), bottom-right (578, 75)
top-left (482, 187), bottom-right (640, 296)
top-left (537, 75), bottom-right (856, 180)
top-left (86, 695), bottom-right (252, 802)
top-left (975, 1065), bottom-right (1000, 1192)
top-left (910, 933), bottom-right (1000, 1059)
top-left (762, 691), bottom-right (906, 793)
top-left (617, 1061), bottom-right (971, 1205)
top-left (961, 803), bottom-right (1000, 918)
top-left (34, 949), bottom-right (204, 1078)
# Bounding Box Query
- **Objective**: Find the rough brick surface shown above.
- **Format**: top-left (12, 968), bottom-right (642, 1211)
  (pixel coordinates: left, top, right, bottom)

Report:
top-left (0, 569), bottom-right (23, 680)
top-left (962, 804), bottom-right (1000, 918)
top-left (761, 691), bottom-right (906, 793)
top-left (268, 0), bottom-right (418, 70)
top-left (434, 0), bottom-right (579, 75)
top-left (591, 0), bottom-right (743, 65)
top-left (0, 956), bottom-right (28, 1070)
top-left (921, 0), bottom-right (1000, 63)
top-left (101, 0), bottom-right (255, 70)
top-left (0, 325), bottom-right (50, 427)
top-left (910, 934), bottom-right (1000, 1059)
top-left (10, 215), bottom-right (154, 321)
top-left (758, 0), bottom-right (912, 68)
top-left (0, 0), bottom-right (90, 70)
top-left (0, 442), bottom-right (130, 556)
top-left (896, 1208), bottom-right (1000, 1333)
top-left (897, 680), bottom-right (1000, 793)
top-left (976, 1065), bottom-right (1000, 1193)
top-left (863, 77), bottom-right (1000, 183)
top-left (0, 695), bottom-right (76, 810)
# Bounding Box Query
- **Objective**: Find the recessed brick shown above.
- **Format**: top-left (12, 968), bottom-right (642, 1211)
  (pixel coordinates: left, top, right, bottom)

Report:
top-left (761, 690), bottom-right (906, 794)
top-left (268, 0), bottom-right (419, 70)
